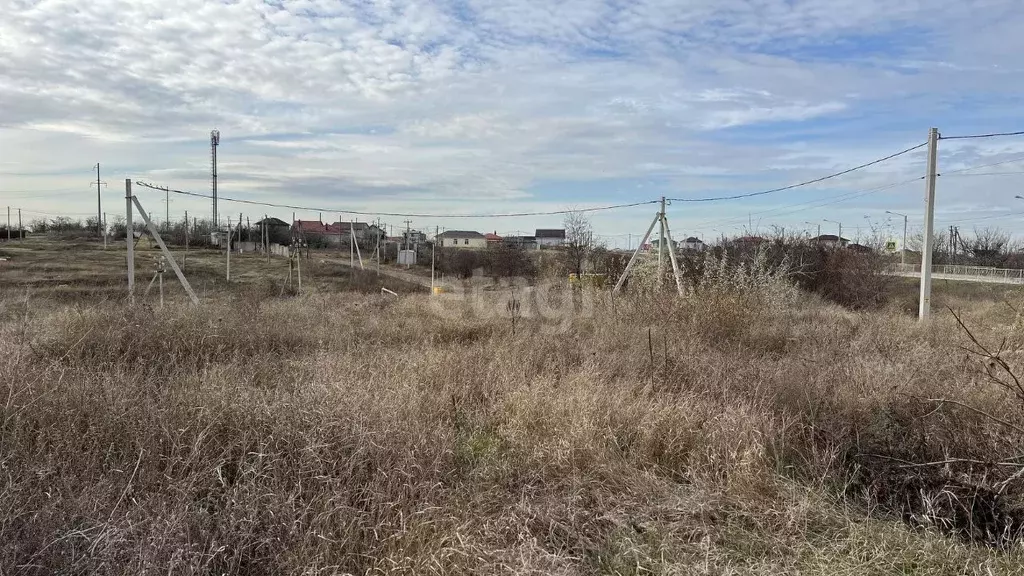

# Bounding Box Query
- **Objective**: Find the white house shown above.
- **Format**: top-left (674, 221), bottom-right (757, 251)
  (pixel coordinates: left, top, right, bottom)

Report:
top-left (681, 236), bottom-right (706, 251)
top-left (437, 230), bottom-right (487, 249)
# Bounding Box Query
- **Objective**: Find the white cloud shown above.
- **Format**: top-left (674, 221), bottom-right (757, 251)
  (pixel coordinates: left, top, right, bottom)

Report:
top-left (1, 0), bottom-right (1024, 238)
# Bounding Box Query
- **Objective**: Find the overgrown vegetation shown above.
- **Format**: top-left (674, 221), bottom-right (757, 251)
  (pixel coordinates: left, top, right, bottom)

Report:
top-left (2, 240), bottom-right (1024, 573)
top-left (677, 237), bottom-right (893, 310)
top-left (432, 244), bottom-right (538, 281)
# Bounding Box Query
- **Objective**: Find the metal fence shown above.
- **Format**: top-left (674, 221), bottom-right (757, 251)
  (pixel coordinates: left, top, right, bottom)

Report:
top-left (890, 263), bottom-right (1024, 283)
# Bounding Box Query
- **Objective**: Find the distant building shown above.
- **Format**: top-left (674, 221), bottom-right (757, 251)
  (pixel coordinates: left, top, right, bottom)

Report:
top-left (403, 230), bottom-right (427, 245)
top-left (256, 217), bottom-right (291, 245)
top-left (812, 234), bottom-right (849, 247)
top-left (437, 230), bottom-right (487, 249)
top-left (257, 216), bottom-right (289, 229)
top-left (535, 229), bottom-right (566, 248)
top-left (325, 222), bottom-right (386, 246)
top-left (484, 232), bottom-right (503, 245)
top-left (847, 243), bottom-right (873, 253)
top-left (681, 236), bottom-right (706, 251)
top-left (503, 235), bottom-right (537, 250)
top-left (650, 238), bottom-right (678, 250)
top-left (292, 220), bottom-right (327, 239)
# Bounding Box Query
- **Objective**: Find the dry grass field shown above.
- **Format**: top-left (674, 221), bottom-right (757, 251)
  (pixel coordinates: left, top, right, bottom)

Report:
top-left (2, 238), bottom-right (1024, 574)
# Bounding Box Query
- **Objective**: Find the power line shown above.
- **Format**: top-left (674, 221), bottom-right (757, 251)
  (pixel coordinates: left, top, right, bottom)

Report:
top-left (133, 181), bottom-right (657, 218)
top-left (940, 171), bottom-right (1024, 177)
top-left (0, 190), bottom-right (88, 200)
top-left (0, 187), bottom-right (90, 195)
top-left (942, 210), bottom-right (1024, 225)
top-left (14, 208), bottom-right (96, 218)
top-left (938, 154), bottom-right (1024, 176)
top-left (939, 131), bottom-right (1024, 140)
top-left (687, 176), bottom-right (924, 231)
top-left (666, 142), bottom-right (927, 203)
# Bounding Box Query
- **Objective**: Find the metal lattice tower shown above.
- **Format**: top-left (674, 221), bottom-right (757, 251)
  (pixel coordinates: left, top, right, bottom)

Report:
top-left (211, 129), bottom-right (220, 227)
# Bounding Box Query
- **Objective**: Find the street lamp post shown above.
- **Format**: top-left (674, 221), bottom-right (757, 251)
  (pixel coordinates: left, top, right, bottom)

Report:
top-left (886, 210), bottom-right (909, 266)
top-left (805, 221), bottom-right (820, 238)
top-left (823, 219), bottom-right (843, 244)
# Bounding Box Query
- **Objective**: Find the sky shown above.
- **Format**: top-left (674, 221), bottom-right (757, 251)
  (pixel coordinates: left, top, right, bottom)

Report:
top-left (3, 0), bottom-right (1024, 247)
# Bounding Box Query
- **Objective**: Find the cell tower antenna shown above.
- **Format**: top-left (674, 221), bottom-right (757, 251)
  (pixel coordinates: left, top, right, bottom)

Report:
top-left (211, 129), bottom-right (220, 228)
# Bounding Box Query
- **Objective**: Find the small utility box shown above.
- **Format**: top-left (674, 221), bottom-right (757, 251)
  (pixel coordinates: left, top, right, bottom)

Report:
top-left (397, 250), bottom-right (416, 266)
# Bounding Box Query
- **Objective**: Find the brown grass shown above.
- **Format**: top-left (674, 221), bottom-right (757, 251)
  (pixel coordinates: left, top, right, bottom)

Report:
top-left (2, 240), bottom-right (1024, 574)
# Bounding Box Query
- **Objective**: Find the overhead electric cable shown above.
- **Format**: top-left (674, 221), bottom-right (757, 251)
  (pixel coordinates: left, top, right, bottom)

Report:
top-left (666, 142), bottom-right (927, 203)
top-left (134, 181), bottom-right (657, 218)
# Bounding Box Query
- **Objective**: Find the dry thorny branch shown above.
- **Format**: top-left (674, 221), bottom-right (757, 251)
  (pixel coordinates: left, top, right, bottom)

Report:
top-left (950, 306), bottom-right (1024, 404)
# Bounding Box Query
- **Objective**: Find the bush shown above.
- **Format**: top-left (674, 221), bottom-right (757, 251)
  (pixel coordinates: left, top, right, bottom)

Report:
top-left (685, 239), bottom-right (893, 310)
top-left (483, 244), bottom-right (537, 281)
top-left (434, 248), bottom-right (485, 279)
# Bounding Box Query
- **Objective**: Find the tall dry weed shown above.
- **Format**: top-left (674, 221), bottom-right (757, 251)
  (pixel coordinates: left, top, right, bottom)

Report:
top-left (2, 283), bottom-right (1023, 574)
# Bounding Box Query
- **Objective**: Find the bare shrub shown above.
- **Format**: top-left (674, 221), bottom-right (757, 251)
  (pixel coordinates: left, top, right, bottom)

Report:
top-left (483, 244), bottom-right (537, 281)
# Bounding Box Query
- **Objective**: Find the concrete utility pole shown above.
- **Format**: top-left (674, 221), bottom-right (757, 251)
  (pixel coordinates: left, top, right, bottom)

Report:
top-left (95, 163), bottom-right (103, 236)
top-left (126, 179), bottom-right (135, 296)
top-left (886, 210), bottom-right (908, 266)
top-left (660, 210), bottom-right (684, 296)
top-left (404, 219), bottom-right (413, 268)
top-left (226, 216), bottom-right (232, 282)
top-left (432, 225), bottom-right (438, 293)
top-left (6, 206), bottom-right (10, 241)
top-left (657, 196), bottom-right (666, 281)
top-left (184, 210), bottom-right (189, 271)
top-left (18, 209), bottom-right (21, 241)
top-left (919, 127), bottom-right (940, 321)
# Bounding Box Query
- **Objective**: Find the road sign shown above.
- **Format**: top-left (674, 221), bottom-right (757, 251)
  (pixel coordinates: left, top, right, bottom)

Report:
top-left (885, 240), bottom-right (897, 252)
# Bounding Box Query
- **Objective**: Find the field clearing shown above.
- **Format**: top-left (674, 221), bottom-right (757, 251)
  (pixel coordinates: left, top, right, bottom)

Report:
top-left (0, 237), bottom-right (426, 308)
top-left (3, 239), bottom-right (1024, 574)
